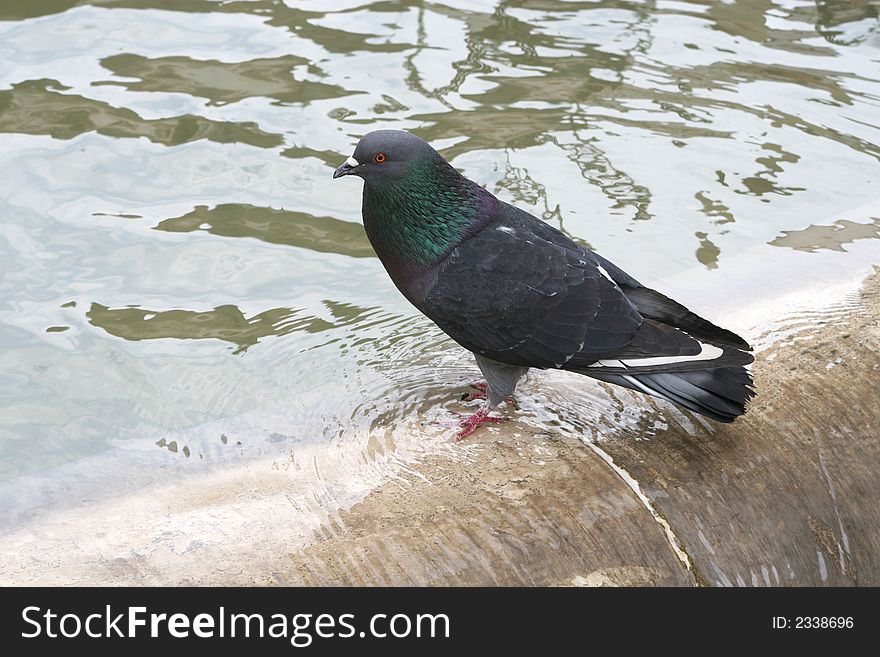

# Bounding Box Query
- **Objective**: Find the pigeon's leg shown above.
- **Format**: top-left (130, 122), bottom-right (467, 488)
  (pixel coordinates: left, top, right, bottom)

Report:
top-left (473, 355), bottom-right (528, 408)
top-left (455, 356), bottom-right (528, 441)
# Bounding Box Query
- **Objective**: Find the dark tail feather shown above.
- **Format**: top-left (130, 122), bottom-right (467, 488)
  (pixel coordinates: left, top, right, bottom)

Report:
top-left (589, 253), bottom-right (751, 351)
top-left (622, 287), bottom-right (751, 351)
top-left (585, 365), bottom-right (755, 423)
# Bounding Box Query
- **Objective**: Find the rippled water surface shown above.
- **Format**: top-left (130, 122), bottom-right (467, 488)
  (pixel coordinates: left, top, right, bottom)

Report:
top-left (1, 0), bottom-right (879, 522)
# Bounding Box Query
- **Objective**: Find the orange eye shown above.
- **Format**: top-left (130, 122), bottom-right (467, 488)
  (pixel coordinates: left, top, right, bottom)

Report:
top-left (374, 152), bottom-right (387, 164)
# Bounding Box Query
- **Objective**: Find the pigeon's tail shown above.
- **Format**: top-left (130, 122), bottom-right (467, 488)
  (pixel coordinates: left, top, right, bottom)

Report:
top-left (566, 311), bottom-right (755, 422)
top-left (583, 364), bottom-right (754, 423)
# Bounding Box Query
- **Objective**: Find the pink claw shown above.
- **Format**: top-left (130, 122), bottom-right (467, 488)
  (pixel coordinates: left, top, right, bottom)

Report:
top-left (455, 408), bottom-right (508, 442)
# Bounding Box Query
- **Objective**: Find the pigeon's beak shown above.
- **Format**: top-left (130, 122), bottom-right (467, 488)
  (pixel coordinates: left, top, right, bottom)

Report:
top-left (332, 155), bottom-right (359, 179)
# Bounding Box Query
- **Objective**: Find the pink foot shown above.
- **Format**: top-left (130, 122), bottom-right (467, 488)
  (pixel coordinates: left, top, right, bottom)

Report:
top-left (455, 408), bottom-right (507, 442)
top-left (461, 381), bottom-right (487, 401)
top-left (463, 389), bottom-right (487, 402)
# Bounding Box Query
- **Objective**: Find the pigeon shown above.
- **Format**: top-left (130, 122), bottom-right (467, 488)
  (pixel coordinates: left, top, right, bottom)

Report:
top-left (333, 130), bottom-right (754, 440)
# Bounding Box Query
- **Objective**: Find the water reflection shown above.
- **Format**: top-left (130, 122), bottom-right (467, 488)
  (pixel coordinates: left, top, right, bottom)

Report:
top-left (694, 231), bottom-right (720, 270)
top-left (0, 79), bottom-right (282, 148)
top-left (86, 298), bottom-right (388, 354)
top-left (97, 54), bottom-right (353, 107)
top-left (557, 137), bottom-right (653, 222)
top-left (815, 0), bottom-right (880, 45)
top-left (0, 1), bottom-right (79, 20)
top-left (155, 204), bottom-right (373, 258)
top-left (770, 217), bottom-right (880, 253)
top-left (86, 303), bottom-right (331, 354)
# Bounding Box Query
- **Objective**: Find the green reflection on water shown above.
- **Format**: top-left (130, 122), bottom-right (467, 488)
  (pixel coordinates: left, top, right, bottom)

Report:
top-left (815, 0), bottom-right (880, 45)
top-left (97, 54), bottom-right (355, 107)
top-left (0, 0), bottom-right (79, 20)
top-left (0, 79), bottom-right (283, 148)
top-left (694, 231), bottom-right (721, 270)
top-left (280, 145), bottom-right (353, 169)
top-left (770, 218), bottom-right (880, 253)
top-left (155, 204), bottom-right (373, 259)
top-left (415, 106), bottom-right (568, 159)
top-left (86, 303), bottom-right (333, 354)
top-left (86, 297), bottom-right (388, 353)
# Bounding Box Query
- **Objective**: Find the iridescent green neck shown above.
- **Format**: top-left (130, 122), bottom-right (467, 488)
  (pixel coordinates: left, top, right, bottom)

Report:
top-left (362, 157), bottom-right (493, 270)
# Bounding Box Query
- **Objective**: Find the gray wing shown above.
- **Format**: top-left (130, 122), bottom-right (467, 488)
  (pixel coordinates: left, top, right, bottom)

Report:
top-left (422, 205), bottom-right (702, 370)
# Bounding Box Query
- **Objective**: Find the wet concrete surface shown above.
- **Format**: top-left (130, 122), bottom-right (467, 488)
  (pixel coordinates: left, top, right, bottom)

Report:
top-left (284, 433), bottom-right (694, 586)
top-left (601, 271), bottom-right (880, 586)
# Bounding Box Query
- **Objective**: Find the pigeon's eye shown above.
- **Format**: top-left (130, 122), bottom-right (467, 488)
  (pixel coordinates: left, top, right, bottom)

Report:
top-left (374, 152), bottom-right (387, 164)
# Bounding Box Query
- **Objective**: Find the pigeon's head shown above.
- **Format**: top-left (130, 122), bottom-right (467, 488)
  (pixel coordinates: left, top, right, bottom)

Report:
top-left (332, 130), bottom-right (436, 184)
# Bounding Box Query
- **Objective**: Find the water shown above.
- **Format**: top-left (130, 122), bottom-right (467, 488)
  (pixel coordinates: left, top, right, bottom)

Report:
top-left (0, 1), bottom-right (878, 530)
